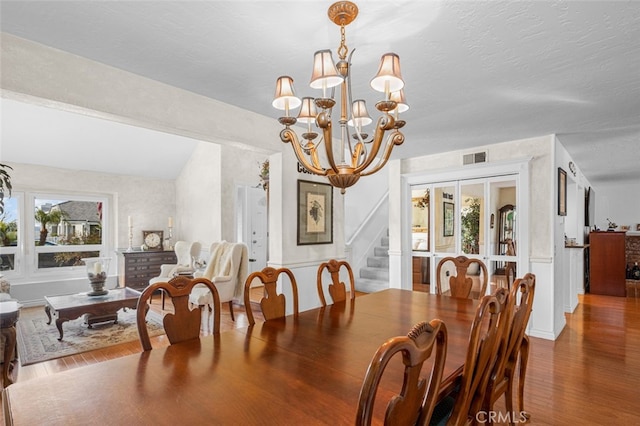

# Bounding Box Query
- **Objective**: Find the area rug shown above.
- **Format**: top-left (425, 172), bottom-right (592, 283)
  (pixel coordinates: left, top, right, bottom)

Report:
top-left (16, 306), bottom-right (165, 366)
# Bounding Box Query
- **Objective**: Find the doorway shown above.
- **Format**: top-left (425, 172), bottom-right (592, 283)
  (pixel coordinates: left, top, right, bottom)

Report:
top-left (236, 185), bottom-right (268, 275)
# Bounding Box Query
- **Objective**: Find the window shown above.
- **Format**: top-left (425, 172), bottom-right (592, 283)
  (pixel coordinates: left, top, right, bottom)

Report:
top-left (0, 191), bottom-right (109, 279)
top-left (0, 195), bottom-right (20, 273)
top-left (34, 196), bottom-right (104, 270)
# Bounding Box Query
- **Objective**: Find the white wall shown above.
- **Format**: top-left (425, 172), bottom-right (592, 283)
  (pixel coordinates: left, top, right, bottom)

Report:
top-left (176, 142), bottom-right (222, 245)
top-left (593, 180), bottom-right (640, 232)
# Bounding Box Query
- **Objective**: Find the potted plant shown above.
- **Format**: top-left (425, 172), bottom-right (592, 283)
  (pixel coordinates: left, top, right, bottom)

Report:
top-left (461, 197), bottom-right (481, 254)
top-left (259, 159), bottom-right (269, 191)
top-left (0, 163), bottom-right (12, 215)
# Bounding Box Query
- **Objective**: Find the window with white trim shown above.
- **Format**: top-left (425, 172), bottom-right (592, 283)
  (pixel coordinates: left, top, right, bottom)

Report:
top-left (0, 191), bottom-right (109, 279)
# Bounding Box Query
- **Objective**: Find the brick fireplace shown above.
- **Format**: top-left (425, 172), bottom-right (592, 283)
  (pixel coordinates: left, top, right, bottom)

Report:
top-left (625, 234), bottom-right (640, 297)
top-left (626, 234), bottom-right (640, 266)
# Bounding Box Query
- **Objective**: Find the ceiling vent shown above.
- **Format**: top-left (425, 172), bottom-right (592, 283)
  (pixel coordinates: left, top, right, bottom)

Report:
top-left (463, 151), bottom-right (487, 165)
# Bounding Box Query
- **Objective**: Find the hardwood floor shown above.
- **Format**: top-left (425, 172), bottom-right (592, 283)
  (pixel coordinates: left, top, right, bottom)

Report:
top-left (4, 291), bottom-right (640, 424)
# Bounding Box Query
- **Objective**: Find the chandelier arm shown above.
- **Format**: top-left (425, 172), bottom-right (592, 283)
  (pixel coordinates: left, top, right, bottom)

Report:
top-left (352, 114), bottom-right (396, 173)
top-left (310, 144), bottom-right (323, 170)
top-left (280, 128), bottom-right (329, 176)
top-left (359, 130), bottom-right (405, 177)
top-left (350, 141), bottom-right (364, 168)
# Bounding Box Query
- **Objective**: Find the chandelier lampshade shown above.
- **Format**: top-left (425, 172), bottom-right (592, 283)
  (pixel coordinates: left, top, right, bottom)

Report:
top-left (272, 1), bottom-right (408, 193)
top-left (348, 100), bottom-right (372, 127)
top-left (390, 90), bottom-right (410, 114)
top-left (370, 53), bottom-right (405, 95)
top-left (272, 76), bottom-right (302, 112)
top-left (310, 50), bottom-right (343, 92)
top-left (297, 97), bottom-right (318, 124)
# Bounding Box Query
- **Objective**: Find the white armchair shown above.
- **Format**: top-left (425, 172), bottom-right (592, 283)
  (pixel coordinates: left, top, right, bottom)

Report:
top-left (189, 241), bottom-right (248, 321)
top-left (149, 241), bottom-right (202, 308)
top-left (150, 241), bottom-right (201, 282)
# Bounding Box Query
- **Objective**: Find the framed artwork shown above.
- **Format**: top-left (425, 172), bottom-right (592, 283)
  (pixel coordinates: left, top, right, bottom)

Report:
top-left (558, 167), bottom-right (567, 216)
top-left (297, 180), bottom-right (333, 245)
top-left (443, 202), bottom-right (454, 237)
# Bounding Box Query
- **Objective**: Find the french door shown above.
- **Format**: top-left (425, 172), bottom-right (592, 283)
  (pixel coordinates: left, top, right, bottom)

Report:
top-left (409, 175), bottom-right (519, 294)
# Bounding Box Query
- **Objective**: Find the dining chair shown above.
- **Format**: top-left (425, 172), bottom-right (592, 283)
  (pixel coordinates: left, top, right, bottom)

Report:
top-left (436, 256), bottom-right (488, 299)
top-left (136, 276), bottom-right (220, 351)
top-left (431, 294), bottom-right (505, 425)
top-left (243, 266), bottom-right (299, 326)
top-left (482, 273), bottom-right (535, 424)
top-left (356, 319), bottom-right (448, 426)
top-left (316, 259), bottom-right (356, 306)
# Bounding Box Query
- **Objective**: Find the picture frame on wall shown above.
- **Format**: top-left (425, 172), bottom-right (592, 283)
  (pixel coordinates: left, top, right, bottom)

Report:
top-left (558, 167), bottom-right (567, 216)
top-left (443, 202), bottom-right (454, 237)
top-left (297, 180), bottom-right (333, 245)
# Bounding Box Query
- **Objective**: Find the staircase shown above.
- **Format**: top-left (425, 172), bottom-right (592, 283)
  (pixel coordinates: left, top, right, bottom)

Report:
top-left (356, 233), bottom-right (390, 294)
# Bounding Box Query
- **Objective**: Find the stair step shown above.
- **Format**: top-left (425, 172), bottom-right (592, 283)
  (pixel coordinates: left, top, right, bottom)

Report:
top-left (380, 236), bottom-right (389, 247)
top-left (367, 256), bottom-right (389, 268)
top-left (374, 246), bottom-right (388, 257)
top-left (360, 266), bottom-right (389, 281)
top-left (355, 278), bottom-right (388, 294)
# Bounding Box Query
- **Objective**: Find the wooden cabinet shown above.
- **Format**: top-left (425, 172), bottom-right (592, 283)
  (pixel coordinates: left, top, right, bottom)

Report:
top-left (116, 250), bottom-right (177, 291)
top-left (412, 257), bottom-right (430, 285)
top-left (589, 232), bottom-right (626, 296)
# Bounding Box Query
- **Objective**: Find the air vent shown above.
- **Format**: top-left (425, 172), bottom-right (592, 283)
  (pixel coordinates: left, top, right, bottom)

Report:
top-left (463, 151), bottom-right (487, 165)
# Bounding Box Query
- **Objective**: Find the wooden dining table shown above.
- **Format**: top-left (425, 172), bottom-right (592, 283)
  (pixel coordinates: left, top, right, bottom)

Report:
top-left (2, 289), bottom-right (477, 425)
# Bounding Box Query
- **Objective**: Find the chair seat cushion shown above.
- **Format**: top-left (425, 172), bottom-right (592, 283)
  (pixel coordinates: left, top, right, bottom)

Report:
top-left (429, 395), bottom-right (455, 426)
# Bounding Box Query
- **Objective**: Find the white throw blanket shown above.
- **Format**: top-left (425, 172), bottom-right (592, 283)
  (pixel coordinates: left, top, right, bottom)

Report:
top-left (201, 241), bottom-right (249, 302)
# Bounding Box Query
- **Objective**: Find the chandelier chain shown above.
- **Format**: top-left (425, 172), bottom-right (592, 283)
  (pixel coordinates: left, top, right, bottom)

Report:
top-left (338, 25), bottom-right (348, 60)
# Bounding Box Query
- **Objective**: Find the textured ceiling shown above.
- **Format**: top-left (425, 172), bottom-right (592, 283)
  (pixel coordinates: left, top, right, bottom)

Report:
top-left (1, 0), bottom-right (639, 185)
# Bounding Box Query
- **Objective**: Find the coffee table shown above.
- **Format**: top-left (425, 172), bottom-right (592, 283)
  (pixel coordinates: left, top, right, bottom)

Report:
top-left (44, 287), bottom-right (142, 341)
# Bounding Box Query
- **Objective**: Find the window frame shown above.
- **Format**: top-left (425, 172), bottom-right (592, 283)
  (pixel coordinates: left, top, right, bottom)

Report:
top-left (2, 190), bottom-right (110, 281)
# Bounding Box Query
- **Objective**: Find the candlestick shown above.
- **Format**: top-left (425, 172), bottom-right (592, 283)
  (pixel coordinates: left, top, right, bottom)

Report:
top-left (127, 225), bottom-right (133, 252)
top-left (167, 226), bottom-right (173, 250)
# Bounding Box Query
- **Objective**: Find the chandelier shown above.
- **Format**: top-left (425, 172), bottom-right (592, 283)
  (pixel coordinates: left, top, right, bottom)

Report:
top-left (272, 1), bottom-right (408, 194)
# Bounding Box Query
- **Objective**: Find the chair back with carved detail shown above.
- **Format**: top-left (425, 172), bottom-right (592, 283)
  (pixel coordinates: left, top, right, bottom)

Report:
top-left (434, 294), bottom-right (505, 425)
top-left (436, 256), bottom-right (488, 299)
top-left (317, 259), bottom-right (356, 306)
top-left (136, 276), bottom-right (220, 351)
top-left (356, 319), bottom-right (448, 426)
top-left (243, 267), bottom-right (299, 326)
top-left (485, 273), bottom-right (536, 420)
